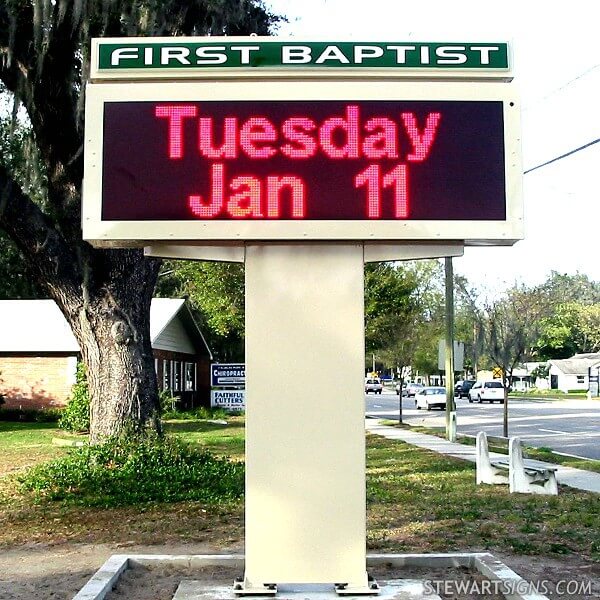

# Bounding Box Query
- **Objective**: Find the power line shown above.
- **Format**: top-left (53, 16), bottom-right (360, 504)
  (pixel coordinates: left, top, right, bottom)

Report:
top-left (524, 137), bottom-right (600, 174)
top-left (523, 63), bottom-right (600, 112)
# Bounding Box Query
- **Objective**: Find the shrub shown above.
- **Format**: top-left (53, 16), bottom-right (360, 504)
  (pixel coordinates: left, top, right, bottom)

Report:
top-left (161, 405), bottom-right (233, 420)
top-left (58, 363), bottom-right (90, 432)
top-left (17, 431), bottom-right (244, 507)
top-left (0, 407), bottom-right (61, 422)
top-left (159, 389), bottom-right (180, 413)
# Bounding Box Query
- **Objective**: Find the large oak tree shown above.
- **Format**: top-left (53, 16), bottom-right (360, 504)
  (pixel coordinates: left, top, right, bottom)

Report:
top-left (0, 0), bottom-right (279, 442)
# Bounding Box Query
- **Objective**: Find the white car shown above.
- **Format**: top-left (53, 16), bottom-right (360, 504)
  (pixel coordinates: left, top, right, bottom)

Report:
top-left (365, 378), bottom-right (383, 394)
top-left (415, 386), bottom-right (447, 410)
top-left (468, 380), bottom-right (505, 403)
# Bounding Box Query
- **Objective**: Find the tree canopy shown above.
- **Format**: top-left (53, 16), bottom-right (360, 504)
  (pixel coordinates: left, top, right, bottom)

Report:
top-left (0, 0), bottom-right (281, 442)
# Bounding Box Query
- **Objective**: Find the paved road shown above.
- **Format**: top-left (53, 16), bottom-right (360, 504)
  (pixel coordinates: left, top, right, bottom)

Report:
top-left (365, 391), bottom-right (600, 460)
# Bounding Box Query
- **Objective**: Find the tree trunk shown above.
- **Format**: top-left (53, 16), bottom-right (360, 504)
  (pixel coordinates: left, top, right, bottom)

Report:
top-left (51, 249), bottom-right (162, 444)
top-left (503, 374), bottom-right (510, 438)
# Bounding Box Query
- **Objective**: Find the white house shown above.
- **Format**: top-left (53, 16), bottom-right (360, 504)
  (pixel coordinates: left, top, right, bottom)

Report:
top-left (548, 353), bottom-right (600, 393)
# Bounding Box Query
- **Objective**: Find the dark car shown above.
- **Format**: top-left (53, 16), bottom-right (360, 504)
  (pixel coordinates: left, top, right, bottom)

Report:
top-left (454, 380), bottom-right (476, 398)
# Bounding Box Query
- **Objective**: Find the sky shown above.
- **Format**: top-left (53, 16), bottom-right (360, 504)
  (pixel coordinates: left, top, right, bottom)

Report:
top-left (265, 0), bottom-right (600, 293)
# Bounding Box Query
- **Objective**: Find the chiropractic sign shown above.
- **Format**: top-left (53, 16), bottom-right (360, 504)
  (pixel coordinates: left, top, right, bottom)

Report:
top-left (83, 39), bottom-right (522, 246)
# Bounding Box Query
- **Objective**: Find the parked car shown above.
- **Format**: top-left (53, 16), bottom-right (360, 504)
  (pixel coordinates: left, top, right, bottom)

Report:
top-left (365, 378), bottom-right (383, 394)
top-left (455, 379), bottom-right (476, 398)
top-left (468, 380), bottom-right (505, 403)
top-left (403, 382), bottom-right (425, 397)
top-left (415, 386), bottom-right (447, 410)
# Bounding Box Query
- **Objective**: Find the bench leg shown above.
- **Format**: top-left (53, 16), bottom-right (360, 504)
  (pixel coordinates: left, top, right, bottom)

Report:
top-left (476, 431), bottom-right (509, 485)
top-left (510, 470), bottom-right (558, 495)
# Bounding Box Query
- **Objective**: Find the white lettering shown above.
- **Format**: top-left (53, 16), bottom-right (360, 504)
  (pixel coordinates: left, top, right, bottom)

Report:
top-left (161, 47), bottom-right (191, 65)
top-left (420, 45), bottom-right (430, 65)
top-left (230, 45), bottom-right (260, 64)
top-left (144, 47), bottom-right (153, 65)
top-left (354, 45), bottom-right (384, 63)
top-left (111, 47), bottom-right (139, 66)
top-left (436, 46), bottom-right (467, 64)
top-left (386, 45), bottom-right (416, 64)
top-left (315, 45), bottom-right (350, 64)
top-left (471, 45), bottom-right (500, 65)
top-left (282, 45), bottom-right (312, 63)
top-left (195, 46), bottom-right (227, 64)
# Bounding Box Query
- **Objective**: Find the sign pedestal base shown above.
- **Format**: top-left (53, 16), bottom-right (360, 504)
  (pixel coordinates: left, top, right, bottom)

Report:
top-left (243, 243), bottom-right (373, 593)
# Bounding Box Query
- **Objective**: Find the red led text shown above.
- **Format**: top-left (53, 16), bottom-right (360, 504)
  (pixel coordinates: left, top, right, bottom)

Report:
top-left (155, 104), bottom-right (442, 219)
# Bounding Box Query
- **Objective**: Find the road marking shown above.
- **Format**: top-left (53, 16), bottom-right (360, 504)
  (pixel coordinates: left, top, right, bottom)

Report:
top-left (493, 412), bottom-right (600, 423)
top-left (539, 428), bottom-right (568, 434)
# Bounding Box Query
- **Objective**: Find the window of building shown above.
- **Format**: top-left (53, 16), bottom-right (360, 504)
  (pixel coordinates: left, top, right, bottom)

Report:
top-left (576, 375), bottom-right (585, 384)
top-left (163, 359), bottom-right (170, 390)
top-left (185, 362), bottom-right (196, 391)
top-left (172, 361), bottom-right (182, 392)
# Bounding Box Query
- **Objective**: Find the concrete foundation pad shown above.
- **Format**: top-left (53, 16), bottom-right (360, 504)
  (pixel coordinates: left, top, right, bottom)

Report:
top-left (174, 580), bottom-right (441, 600)
top-left (74, 553), bottom-right (550, 600)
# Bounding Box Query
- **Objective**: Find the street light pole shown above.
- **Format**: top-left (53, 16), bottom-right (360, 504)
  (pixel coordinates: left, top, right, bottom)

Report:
top-left (445, 257), bottom-right (457, 441)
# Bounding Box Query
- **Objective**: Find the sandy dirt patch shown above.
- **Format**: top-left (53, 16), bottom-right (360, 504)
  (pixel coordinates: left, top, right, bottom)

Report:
top-left (1, 542), bottom-right (598, 599)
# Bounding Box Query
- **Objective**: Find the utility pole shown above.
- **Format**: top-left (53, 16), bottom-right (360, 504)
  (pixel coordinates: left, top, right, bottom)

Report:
top-left (445, 257), bottom-right (457, 441)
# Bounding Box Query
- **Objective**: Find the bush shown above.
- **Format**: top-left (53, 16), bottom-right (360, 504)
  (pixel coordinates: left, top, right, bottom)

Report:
top-left (161, 405), bottom-right (232, 420)
top-left (17, 431), bottom-right (244, 507)
top-left (159, 389), bottom-right (180, 413)
top-left (0, 407), bottom-right (61, 422)
top-left (58, 363), bottom-right (90, 432)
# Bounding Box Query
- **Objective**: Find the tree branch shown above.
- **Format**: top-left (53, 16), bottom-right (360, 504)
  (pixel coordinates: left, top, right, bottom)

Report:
top-left (0, 162), bottom-right (81, 299)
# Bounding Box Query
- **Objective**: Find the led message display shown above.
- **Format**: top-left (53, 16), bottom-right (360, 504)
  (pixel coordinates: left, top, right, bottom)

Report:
top-left (101, 100), bottom-right (506, 223)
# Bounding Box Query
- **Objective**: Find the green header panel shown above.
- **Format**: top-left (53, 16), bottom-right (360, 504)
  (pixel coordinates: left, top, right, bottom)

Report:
top-left (97, 41), bottom-right (509, 71)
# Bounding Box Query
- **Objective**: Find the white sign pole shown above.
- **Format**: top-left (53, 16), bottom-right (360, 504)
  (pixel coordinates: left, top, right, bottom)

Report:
top-left (243, 243), bottom-right (372, 594)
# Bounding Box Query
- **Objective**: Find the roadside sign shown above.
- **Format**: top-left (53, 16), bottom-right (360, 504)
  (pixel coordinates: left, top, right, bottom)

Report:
top-left (438, 340), bottom-right (464, 372)
top-left (211, 363), bottom-right (245, 387)
top-left (211, 389), bottom-right (245, 412)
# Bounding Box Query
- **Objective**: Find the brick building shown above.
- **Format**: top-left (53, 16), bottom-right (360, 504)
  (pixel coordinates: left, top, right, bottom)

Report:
top-left (0, 299), bottom-right (212, 410)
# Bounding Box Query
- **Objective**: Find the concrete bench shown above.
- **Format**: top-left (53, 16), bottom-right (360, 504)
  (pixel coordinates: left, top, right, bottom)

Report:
top-left (475, 432), bottom-right (558, 495)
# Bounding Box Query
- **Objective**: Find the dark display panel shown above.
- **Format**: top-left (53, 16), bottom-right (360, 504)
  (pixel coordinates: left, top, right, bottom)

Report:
top-left (101, 100), bottom-right (506, 221)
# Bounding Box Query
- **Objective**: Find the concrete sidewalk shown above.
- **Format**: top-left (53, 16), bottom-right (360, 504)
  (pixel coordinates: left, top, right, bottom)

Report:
top-left (365, 419), bottom-right (600, 494)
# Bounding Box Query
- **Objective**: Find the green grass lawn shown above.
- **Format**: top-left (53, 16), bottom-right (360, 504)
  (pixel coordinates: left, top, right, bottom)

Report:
top-left (509, 391), bottom-right (593, 401)
top-left (366, 434), bottom-right (599, 560)
top-left (163, 417), bottom-right (245, 460)
top-left (0, 418), bottom-right (598, 561)
top-left (0, 421), bottom-right (81, 476)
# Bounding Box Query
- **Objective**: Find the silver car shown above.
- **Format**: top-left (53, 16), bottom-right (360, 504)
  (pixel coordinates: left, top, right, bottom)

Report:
top-left (403, 382), bottom-right (424, 397)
